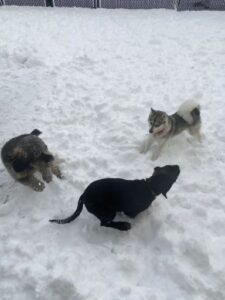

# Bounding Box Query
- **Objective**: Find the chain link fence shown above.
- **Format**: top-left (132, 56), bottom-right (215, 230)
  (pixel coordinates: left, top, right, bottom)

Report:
top-left (100, 0), bottom-right (174, 9)
top-left (53, 0), bottom-right (95, 7)
top-left (0, 0), bottom-right (225, 11)
top-left (177, 0), bottom-right (225, 10)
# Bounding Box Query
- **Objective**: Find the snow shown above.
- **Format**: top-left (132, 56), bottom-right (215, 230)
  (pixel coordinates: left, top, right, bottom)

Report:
top-left (0, 6), bottom-right (225, 300)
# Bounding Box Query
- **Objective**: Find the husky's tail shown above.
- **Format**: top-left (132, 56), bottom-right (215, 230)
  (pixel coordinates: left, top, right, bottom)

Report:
top-left (49, 196), bottom-right (84, 224)
top-left (177, 100), bottom-right (201, 125)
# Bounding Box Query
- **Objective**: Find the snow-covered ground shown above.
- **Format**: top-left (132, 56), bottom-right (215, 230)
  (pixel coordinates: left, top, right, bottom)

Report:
top-left (0, 6), bottom-right (225, 300)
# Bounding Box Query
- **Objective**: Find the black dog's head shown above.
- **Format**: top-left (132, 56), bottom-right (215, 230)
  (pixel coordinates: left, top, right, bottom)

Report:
top-left (149, 165), bottom-right (180, 198)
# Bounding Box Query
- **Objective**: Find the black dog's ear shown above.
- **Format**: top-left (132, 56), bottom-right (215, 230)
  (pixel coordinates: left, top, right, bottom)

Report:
top-left (13, 160), bottom-right (30, 172)
top-left (150, 165), bottom-right (180, 198)
top-left (154, 167), bottom-right (160, 172)
top-left (153, 167), bottom-right (161, 176)
top-left (151, 108), bottom-right (155, 113)
top-left (40, 153), bottom-right (54, 163)
top-left (31, 129), bottom-right (42, 136)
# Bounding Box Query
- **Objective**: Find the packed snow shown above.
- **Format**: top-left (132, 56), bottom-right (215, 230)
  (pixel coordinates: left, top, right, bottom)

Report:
top-left (0, 6), bottom-right (225, 300)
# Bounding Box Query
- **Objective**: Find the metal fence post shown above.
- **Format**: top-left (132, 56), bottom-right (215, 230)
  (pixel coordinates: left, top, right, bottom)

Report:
top-left (45, 0), bottom-right (53, 6)
top-left (94, 0), bottom-right (99, 8)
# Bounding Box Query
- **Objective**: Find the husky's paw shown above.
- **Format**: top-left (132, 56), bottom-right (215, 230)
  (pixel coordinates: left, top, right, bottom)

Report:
top-left (187, 133), bottom-right (204, 144)
top-left (151, 152), bottom-right (159, 161)
top-left (197, 133), bottom-right (204, 143)
top-left (139, 141), bottom-right (149, 154)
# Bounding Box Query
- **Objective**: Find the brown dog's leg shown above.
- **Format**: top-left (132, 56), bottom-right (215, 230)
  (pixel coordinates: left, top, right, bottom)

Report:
top-left (51, 164), bottom-right (63, 179)
top-left (41, 167), bottom-right (53, 183)
top-left (18, 175), bottom-right (45, 191)
top-left (32, 161), bottom-right (53, 183)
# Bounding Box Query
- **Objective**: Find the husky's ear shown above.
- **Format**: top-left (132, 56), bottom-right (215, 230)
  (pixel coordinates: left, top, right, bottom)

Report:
top-left (150, 108), bottom-right (155, 114)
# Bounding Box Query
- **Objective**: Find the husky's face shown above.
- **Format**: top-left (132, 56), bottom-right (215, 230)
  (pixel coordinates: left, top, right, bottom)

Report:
top-left (148, 108), bottom-right (170, 138)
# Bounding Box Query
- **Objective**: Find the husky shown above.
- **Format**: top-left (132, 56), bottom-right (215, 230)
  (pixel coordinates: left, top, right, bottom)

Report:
top-left (50, 165), bottom-right (180, 231)
top-left (140, 100), bottom-right (202, 160)
top-left (1, 129), bottom-right (63, 191)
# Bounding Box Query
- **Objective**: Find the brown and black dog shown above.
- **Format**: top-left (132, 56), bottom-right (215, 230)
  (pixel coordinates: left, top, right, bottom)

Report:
top-left (1, 129), bottom-right (62, 191)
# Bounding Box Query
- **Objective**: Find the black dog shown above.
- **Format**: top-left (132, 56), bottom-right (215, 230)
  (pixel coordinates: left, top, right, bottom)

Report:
top-left (50, 165), bottom-right (180, 231)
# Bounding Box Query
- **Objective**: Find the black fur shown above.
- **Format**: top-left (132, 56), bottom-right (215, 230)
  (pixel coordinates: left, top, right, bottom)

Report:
top-left (40, 153), bottom-right (54, 163)
top-left (191, 107), bottom-right (200, 118)
top-left (31, 129), bottom-right (42, 136)
top-left (12, 159), bottom-right (32, 172)
top-left (50, 165), bottom-right (180, 231)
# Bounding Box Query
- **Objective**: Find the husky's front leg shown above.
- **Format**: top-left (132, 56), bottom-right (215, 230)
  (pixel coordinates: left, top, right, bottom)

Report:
top-left (139, 135), bottom-right (154, 153)
top-left (151, 138), bottom-right (168, 161)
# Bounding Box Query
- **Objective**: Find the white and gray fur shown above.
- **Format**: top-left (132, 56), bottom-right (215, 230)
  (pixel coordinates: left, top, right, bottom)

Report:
top-left (140, 100), bottom-right (202, 160)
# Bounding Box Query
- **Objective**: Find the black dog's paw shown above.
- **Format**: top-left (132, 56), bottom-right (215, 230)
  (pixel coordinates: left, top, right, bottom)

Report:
top-left (101, 221), bottom-right (131, 231)
top-left (120, 222), bottom-right (131, 231)
top-left (116, 222), bottom-right (131, 231)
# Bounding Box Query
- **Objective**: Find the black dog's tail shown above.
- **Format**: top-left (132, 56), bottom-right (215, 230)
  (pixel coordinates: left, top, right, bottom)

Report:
top-left (49, 196), bottom-right (84, 224)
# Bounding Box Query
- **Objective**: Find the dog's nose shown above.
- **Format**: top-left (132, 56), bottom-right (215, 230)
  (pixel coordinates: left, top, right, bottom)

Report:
top-left (149, 128), bottom-right (153, 134)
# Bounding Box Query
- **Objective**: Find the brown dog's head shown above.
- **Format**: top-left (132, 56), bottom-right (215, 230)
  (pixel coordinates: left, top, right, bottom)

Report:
top-left (149, 165), bottom-right (180, 198)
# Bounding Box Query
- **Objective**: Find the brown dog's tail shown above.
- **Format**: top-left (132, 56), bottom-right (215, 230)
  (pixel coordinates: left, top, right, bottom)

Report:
top-left (49, 196), bottom-right (84, 224)
top-left (30, 129), bottom-right (42, 136)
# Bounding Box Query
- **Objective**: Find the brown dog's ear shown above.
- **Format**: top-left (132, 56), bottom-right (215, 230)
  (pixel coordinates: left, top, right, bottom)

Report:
top-left (40, 153), bottom-right (54, 163)
top-left (13, 159), bottom-right (30, 172)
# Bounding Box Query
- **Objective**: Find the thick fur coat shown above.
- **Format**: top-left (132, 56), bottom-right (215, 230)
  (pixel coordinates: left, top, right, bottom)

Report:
top-left (1, 129), bottom-right (62, 191)
top-left (140, 100), bottom-right (202, 160)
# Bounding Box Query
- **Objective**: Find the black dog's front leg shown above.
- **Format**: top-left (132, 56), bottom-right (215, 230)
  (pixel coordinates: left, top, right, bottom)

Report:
top-left (101, 220), bottom-right (131, 231)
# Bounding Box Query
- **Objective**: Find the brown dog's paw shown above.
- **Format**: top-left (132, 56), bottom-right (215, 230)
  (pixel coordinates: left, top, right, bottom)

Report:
top-left (51, 165), bottom-right (63, 179)
top-left (42, 172), bottom-right (53, 183)
top-left (32, 180), bottom-right (45, 192)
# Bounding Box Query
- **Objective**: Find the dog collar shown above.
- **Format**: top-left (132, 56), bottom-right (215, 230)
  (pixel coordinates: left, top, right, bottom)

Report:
top-left (145, 178), bottom-right (157, 196)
